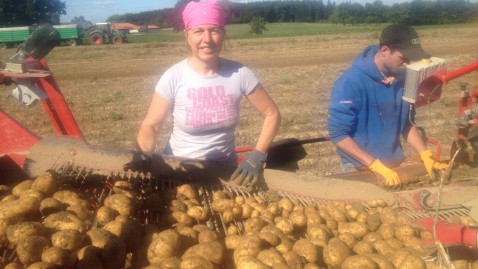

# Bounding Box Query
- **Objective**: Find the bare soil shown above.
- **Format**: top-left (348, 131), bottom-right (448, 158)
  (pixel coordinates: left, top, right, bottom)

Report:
top-left (1, 26), bottom-right (478, 177)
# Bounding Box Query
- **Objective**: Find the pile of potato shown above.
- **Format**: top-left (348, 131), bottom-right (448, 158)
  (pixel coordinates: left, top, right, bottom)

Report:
top-left (1, 171), bottom-right (478, 269)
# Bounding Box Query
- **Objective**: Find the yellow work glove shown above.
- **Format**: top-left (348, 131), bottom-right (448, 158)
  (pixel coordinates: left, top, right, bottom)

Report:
top-left (419, 150), bottom-right (448, 177)
top-left (368, 159), bottom-right (401, 188)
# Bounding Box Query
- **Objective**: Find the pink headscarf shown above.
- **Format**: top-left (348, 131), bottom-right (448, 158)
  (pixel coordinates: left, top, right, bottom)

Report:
top-left (182, 1), bottom-right (226, 30)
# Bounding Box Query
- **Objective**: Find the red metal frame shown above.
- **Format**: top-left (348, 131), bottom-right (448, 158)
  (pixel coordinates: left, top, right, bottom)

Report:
top-left (0, 58), bottom-right (84, 168)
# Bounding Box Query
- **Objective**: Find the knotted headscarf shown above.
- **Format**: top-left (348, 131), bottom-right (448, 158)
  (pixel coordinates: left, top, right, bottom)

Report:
top-left (182, 1), bottom-right (226, 30)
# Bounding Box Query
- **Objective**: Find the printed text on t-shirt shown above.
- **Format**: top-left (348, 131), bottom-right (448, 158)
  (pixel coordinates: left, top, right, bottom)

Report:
top-left (185, 86), bottom-right (236, 128)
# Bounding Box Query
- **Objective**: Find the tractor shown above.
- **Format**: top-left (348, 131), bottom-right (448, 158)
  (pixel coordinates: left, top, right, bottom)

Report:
top-left (85, 22), bottom-right (127, 45)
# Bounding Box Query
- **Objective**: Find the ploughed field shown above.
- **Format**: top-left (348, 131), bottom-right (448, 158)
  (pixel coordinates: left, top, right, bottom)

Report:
top-left (1, 26), bottom-right (478, 177)
top-left (1, 25), bottom-right (478, 268)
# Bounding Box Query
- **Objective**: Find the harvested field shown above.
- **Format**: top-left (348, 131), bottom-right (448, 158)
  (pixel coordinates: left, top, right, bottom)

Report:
top-left (1, 25), bottom-right (478, 176)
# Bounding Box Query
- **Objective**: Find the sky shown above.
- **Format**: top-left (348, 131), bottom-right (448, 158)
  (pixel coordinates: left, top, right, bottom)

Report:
top-left (61, 0), bottom-right (417, 23)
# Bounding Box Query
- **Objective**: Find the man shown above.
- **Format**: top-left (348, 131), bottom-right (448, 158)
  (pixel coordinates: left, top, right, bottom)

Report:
top-left (327, 24), bottom-right (448, 188)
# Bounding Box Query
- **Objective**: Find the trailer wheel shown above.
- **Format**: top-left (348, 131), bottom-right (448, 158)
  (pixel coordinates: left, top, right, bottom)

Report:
top-left (112, 36), bottom-right (123, 44)
top-left (68, 39), bottom-right (78, 46)
top-left (90, 33), bottom-right (103, 45)
top-left (0, 43), bottom-right (6, 49)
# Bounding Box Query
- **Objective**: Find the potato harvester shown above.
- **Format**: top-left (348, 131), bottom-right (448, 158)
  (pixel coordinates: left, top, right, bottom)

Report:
top-left (1, 25), bottom-right (478, 238)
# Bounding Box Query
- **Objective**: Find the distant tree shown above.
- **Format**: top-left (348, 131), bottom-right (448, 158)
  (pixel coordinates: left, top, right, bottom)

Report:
top-left (71, 16), bottom-right (93, 28)
top-left (249, 16), bottom-right (267, 34)
top-left (0, 0), bottom-right (66, 27)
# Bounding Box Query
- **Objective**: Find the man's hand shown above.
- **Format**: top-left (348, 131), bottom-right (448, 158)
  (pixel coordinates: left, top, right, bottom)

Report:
top-left (230, 149), bottom-right (266, 188)
top-left (414, 218), bottom-right (478, 248)
top-left (123, 151), bottom-right (152, 174)
top-left (368, 159), bottom-right (401, 188)
top-left (419, 150), bottom-right (448, 177)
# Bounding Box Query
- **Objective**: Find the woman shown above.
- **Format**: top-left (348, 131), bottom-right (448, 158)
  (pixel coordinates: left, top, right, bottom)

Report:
top-left (125, 1), bottom-right (281, 188)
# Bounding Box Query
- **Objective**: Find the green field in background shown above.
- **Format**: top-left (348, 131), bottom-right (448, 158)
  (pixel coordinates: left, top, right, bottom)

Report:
top-left (127, 22), bottom-right (478, 43)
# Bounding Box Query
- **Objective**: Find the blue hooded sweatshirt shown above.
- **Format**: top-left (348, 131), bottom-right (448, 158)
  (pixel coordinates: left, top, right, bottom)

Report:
top-left (327, 45), bottom-right (414, 169)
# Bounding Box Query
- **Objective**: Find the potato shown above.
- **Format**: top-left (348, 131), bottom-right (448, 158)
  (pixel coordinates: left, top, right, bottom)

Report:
top-left (366, 213), bottom-right (381, 231)
top-left (275, 217), bottom-right (294, 235)
top-left (112, 180), bottom-right (137, 199)
top-left (170, 199), bottom-right (188, 212)
top-left (278, 198), bottom-right (294, 213)
top-left (394, 224), bottom-right (416, 241)
top-left (222, 209), bottom-right (234, 224)
top-left (0, 196), bottom-right (40, 224)
top-left (452, 260), bottom-right (470, 269)
top-left (20, 189), bottom-right (45, 202)
top-left (388, 248), bottom-right (424, 269)
top-left (257, 247), bottom-right (285, 266)
top-left (186, 206), bottom-right (209, 222)
top-left (282, 250), bottom-right (304, 269)
top-left (289, 210), bottom-right (307, 230)
top-left (241, 203), bottom-right (253, 219)
top-left (159, 256), bottom-right (181, 269)
top-left (41, 246), bottom-right (70, 266)
top-left (372, 240), bottom-right (394, 256)
top-left (95, 206), bottom-right (118, 225)
top-left (244, 217), bottom-right (265, 234)
top-left (198, 228), bottom-right (218, 243)
top-left (52, 190), bottom-right (88, 208)
top-left (66, 205), bottom-right (92, 221)
top-left (258, 231), bottom-right (280, 247)
top-left (16, 235), bottom-right (51, 266)
top-left (400, 236), bottom-right (432, 256)
top-left (40, 198), bottom-right (65, 216)
top-left (31, 172), bottom-right (58, 196)
top-left (292, 238), bottom-right (319, 263)
top-left (365, 254), bottom-right (395, 269)
top-left (12, 179), bottom-right (33, 196)
top-left (86, 228), bottom-right (115, 249)
top-left (307, 223), bottom-right (332, 245)
top-left (385, 237), bottom-right (403, 249)
top-left (182, 241), bottom-right (225, 265)
top-left (211, 198), bottom-right (234, 213)
top-left (4, 263), bottom-right (23, 269)
top-left (104, 193), bottom-right (135, 217)
top-left (225, 234), bottom-right (242, 250)
top-left (76, 245), bottom-right (103, 269)
top-left (43, 211), bottom-right (85, 233)
top-left (341, 255), bottom-right (378, 269)
top-left (7, 222), bottom-right (48, 245)
top-left (233, 234), bottom-right (262, 262)
top-left (235, 256), bottom-right (269, 269)
top-left (176, 225), bottom-right (198, 251)
top-left (2, 194), bottom-right (17, 202)
top-left (362, 232), bottom-right (382, 245)
top-left (352, 241), bottom-right (374, 255)
top-left (379, 207), bottom-right (398, 224)
top-left (167, 210), bottom-right (195, 226)
top-left (176, 184), bottom-right (197, 201)
top-left (51, 229), bottom-right (84, 251)
top-left (338, 233), bottom-right (357, 249)
top-left (26, 262), bottom-right (59, 269)
top-left (338, 221), bottom-right (369, 239)
top-left (180, 256), bottom-right (215, 269)
top-left (378, 223), bottom-right (395, 239)
top-left (323, 238), bottom-right (352, 269)
top-left (147, 229), bottom-right (180, 264)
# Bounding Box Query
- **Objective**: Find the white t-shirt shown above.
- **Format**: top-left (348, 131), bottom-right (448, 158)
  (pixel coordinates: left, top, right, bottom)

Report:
top-left (155, 58), bottom-right (259, 162)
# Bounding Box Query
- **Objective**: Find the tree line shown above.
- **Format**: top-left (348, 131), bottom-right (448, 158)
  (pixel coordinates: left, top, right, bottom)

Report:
top-left (107, 0), bottom-right (478, 29)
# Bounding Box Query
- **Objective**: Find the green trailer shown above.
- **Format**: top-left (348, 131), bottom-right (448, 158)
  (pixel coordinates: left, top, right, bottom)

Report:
top-left (53, 24), bottom-right (85, 46)
top-left (0, 26), bottom-right (33, 49)
top-left (0, 24), bottom-right (84, 49)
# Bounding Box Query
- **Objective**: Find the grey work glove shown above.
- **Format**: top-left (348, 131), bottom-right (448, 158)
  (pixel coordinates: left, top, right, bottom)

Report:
top-left (123, 151), bottom-right (152, 174)
top-left (230, 149), bottom-right (266, 187)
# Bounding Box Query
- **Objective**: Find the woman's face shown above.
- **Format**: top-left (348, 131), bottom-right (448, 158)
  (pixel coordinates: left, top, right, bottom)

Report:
top-left (186, 24), bottom-right (225, 63)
